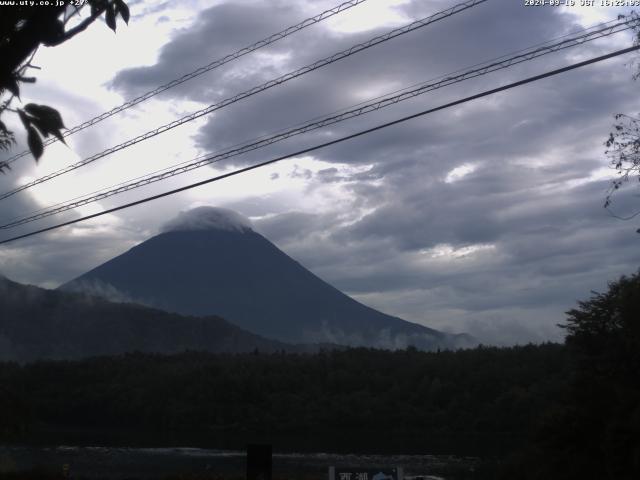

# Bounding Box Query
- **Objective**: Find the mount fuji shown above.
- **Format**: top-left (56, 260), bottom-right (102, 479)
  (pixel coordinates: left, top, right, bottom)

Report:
top-left (61, 207), bottom-right (472, 350)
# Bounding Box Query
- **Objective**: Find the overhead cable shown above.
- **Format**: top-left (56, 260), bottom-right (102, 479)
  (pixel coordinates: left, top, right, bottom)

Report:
top-left (1, 44), bottom-right (637, 246)
top-left (0, 0), bottom-right (488, 201)
top-left (1, 16), bottom-right (635, 230)
top-left (1, 0), bottom-right (371, 166)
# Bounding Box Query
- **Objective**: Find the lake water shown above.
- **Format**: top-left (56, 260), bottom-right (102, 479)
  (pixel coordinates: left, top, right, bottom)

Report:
top-left (0, 445), bottom-right (481, 479)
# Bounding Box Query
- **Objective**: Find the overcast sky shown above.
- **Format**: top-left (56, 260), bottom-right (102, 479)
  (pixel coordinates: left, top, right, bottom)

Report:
top-left (1, 0), bottom-right (639, 345)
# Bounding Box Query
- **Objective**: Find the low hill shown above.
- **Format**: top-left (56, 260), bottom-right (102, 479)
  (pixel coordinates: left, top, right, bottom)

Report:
top-left (0, 276), bottom-right (297, 362)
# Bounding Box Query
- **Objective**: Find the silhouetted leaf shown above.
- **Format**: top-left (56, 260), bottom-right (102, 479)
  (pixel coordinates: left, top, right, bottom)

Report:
top-left (26, 125), bottom-right (43, 160)
top-left (22, 104), bottom-right (67, 145)
top-left (24, 104), bottom-right (66, 130)
top-left (115, 0), bottom-right (130, 24)
top-left (106, 4), bottom-right (117, 31)
top-left (51, 128), bottom-right (66, 144)
top-left (0, 119), bottom-right (16, 156)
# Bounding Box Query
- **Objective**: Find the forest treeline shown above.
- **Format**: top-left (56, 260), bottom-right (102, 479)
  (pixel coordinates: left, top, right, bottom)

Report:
top-left (1, 344), bottom-right (568, 456)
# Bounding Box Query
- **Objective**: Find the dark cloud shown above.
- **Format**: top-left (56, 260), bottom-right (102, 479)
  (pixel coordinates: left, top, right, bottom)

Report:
top-left (111, 1), bottom-right (308, 99)
top-left (110, 0), bottom-right (587, 168)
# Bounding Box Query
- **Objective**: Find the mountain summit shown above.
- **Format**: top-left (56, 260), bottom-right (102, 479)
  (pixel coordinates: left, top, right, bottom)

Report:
top-left (62, 207), bottom-right (471, 350)
top-left (161, 206), bottom-right (253, 234)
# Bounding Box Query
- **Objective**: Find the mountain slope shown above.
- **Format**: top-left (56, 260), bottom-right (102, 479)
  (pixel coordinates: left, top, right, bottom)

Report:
top-left (61, 208), bottom-right (472, 350)
top-left (0, 276), bottom-right (296, 362)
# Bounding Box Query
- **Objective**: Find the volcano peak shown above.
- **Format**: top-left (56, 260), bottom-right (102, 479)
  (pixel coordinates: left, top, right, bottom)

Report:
top-left (160, 206), bottom-right (253, 234)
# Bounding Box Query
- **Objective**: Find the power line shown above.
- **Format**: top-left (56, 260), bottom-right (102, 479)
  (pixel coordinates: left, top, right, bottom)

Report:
top-left (1, 44), bottom-right (637, 246)
top-left (606, 205), bottom-right (640, 221)
top-left (0, 0), bottom-right (487, 201)
top-left (1, 16), bottom-right (635, 230)
top-left (1, 0), bottom-right (371, 166)
top-left (2, 17), bottom-right (633, 228)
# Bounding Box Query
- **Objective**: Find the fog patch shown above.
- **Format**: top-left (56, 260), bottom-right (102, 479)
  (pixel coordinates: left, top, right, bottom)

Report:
top-left (302, 321), bottom-right (476, 351)
top-left (61, 278), bottom-right (150, 307)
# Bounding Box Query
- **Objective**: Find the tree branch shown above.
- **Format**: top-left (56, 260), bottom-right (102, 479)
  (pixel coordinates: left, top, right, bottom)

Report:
top-left (46, 6), bottom-right (107, 47)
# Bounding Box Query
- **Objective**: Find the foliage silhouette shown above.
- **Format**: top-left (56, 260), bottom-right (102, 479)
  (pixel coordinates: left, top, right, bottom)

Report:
top-left (504, 271), bottom-right (640, 480)
top-left (0, 344), bottom-right (569, 456)
top-left (0, 1), bottom-right (129, 171)
top-left (604, 12), bottom-right (640, 231)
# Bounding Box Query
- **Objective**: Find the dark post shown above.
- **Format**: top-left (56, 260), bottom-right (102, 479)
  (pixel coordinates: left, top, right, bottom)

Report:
top-left (246, 444), bottom-right (272, 480)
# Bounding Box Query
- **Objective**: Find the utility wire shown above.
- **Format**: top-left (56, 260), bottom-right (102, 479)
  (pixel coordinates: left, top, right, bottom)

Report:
top-left (1, 44), bottom-right (637, 246)
top-left (1, 16), bottom-right (635, 230)
top-left (606, 205), bottom-right (640, 220)
top-left (1, 0), bottom-right (371, 166)
top-left (4, 16), bottom-right (626, 218)
top-left (1, 17), bottom-right (633, 228)
top-left (0, 0), bottom-right (487, 201)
